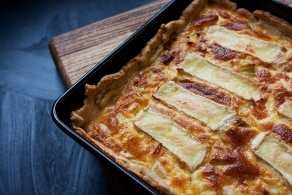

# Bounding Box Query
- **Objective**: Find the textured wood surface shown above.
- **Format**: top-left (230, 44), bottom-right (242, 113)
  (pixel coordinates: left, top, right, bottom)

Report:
top-left (50, 0), bottom-right (171, 87)
top-left (0, 88), bottom-right (114, 195)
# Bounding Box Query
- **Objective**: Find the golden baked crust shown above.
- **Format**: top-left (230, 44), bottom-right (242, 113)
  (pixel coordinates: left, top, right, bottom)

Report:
top-left (71, 0), bottom-right (292, 194)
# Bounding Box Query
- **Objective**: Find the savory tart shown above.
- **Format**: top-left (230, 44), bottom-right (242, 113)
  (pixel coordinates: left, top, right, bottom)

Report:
top-left (70, 0), bottom-right (292, 194)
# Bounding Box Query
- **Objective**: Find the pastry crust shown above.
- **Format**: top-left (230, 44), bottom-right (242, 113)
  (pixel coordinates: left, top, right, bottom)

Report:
top-left (71, 0), bottom-right (292, 194)
top-left (253, 10), bottom-right (292, 38)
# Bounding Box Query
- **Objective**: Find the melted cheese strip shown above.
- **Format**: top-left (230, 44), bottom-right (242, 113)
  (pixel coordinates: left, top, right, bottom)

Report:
top-left (252, 133), bottom-right (292, 186)
top-left (153, 81), bottom-right (236, 130)
top-left (286, 72), bottom-right (292, 78)
top-left (205, 26), bottom-right (282, 63)
top-left (135, 108), bottom-right (206, 171)
top-left (278, 100), bottom-right (292, 118)
top-left (180, 53), bottom-right (261, 101)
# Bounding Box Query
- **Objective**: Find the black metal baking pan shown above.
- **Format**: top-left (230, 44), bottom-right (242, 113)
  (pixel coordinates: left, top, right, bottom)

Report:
top-left (51, 0), bottom-right (292, 194)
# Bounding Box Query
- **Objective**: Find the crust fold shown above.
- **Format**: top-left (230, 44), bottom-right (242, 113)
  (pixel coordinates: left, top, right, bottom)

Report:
top-left (253, 10), bottom-right (292, 39)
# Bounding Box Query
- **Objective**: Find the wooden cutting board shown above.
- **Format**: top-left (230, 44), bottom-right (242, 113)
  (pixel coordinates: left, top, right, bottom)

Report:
top-left (49, 0), bottom-right (292, 194)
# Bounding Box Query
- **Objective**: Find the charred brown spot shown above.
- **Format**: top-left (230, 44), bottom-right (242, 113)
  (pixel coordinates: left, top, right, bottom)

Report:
top-left (257, 69), bottom-right (286, 83)
top-left (251, 98), bottom-right (268, 120)
top-left (196, 45), bottom-right (207, 52)
top-left (187, 41), bottom-right (194, 46)
top-left (263, 189), bottom-right (270, 195)
top-left (271, 124), bottom-right (292, 144)
top-left (274, 88), bottom-right (292, 109)
top-left (222, 127), bottom-right (256, 147)
top-left (250, 30), bottom-right (271, 40)
top-left (210, 43), bottom-right (237, 61)
top-left (224, 149), bottom-right (259, 181)
top-left (171, 37), bottom-right (177, 41)
top-left (160, 51), bottom-right (176, 65)
top-left (177, 79), bottom-right (237, 107)
top-left (152, 143), bottom-right (162, 156)
top-left (221, 19), bottom-right (250, 31)
top-left (284, 65), bottom-right (292, 72)
top-left (200, 38), bottom-right (207, 43)
top-left (202, 164), bottom-right (222, 191)
top-left (281, 46), bottom-right (287, 52)
top-left (287, 53), bottom-right (292, 62)
top-left (257, 69), bottom-right (272, 83)
top-left (234, 118), bottom-right (249, 127)
top-left (193, 12), bottom-right (219, 28)
top-left (218, 10), bottom-right (231, 19)
top-left (163, 40), bottom-right (172, 50)
top-left (211, 145), bottom-right (234, 164)
top-left (211, 146), bottom-right (260, 181)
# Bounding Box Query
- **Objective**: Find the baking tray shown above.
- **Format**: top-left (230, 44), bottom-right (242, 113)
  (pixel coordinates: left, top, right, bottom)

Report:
top-left (51, 0), bottom-right (292, 194)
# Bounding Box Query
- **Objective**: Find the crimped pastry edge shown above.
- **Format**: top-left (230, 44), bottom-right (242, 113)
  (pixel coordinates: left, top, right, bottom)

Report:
top-left (70, 0), bottom-right (292, 194)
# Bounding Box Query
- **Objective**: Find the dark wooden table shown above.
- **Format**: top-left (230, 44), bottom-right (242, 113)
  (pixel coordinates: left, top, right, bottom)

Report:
top-left (1, 0), bottom-right (292, 195)
top-left (0, 0), bottom-right (154, 194)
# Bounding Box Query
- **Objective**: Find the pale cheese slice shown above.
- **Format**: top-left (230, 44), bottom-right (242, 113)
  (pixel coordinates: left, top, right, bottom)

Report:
top-left (205, 26), bottom-right (282, 63)
top-left (153, 81), bottom-right (236, 130)
top-left (286, 72), bottom-right (292, 78)
top-left (252, 133), bottom-right (292, 186)
top-left (134, 108), bottom-right (206, 171)
top-left (180, 53), bottom-right (261, 101)
top-left (278, 99), bottom-right (292, 118)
